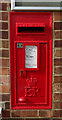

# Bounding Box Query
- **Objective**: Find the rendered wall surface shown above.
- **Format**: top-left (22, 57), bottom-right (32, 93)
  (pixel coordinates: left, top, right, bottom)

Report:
top-left (0, 0), bottom-right (62, 119)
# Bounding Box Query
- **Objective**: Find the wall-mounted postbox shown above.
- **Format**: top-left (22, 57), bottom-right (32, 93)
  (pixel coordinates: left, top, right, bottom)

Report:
top-left (9, 12), bottom-right (52, 109)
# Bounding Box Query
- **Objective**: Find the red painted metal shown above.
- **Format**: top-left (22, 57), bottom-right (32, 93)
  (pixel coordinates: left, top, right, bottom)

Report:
top-left (9, 12), bottom-right (53, 109)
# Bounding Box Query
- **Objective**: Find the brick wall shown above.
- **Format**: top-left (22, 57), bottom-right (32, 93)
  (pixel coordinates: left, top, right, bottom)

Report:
top-left (0, 0), bottom-right (62, 120)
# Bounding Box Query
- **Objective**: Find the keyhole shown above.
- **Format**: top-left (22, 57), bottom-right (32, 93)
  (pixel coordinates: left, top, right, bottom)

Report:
top-left (21, 70), bottom-right (23, 75)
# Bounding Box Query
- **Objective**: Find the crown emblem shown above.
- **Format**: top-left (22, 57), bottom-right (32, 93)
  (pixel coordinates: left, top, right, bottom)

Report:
top-left (26, 77), bottom-right (38, 87)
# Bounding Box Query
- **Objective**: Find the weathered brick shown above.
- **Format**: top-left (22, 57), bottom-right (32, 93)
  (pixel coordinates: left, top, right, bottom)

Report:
top-left (54, 58), bottom-right (62, 66)
top-left (0, 59), bottom-right (9, 67)
top-left (54, 12), bottom-right (62, 21)
top-left (53, 102), bottom-right (62, 109)
top-left (0, 22), bottom-right (8, 30)
top-left (2, 41), bottom-right (8, 48)
top-left (0, 12), bottom-right (8, 20)
top-left (2, 50), bottom-right (9, 57)
top-left (0, 75), bottom-right (9, 84)
top-left (0, 50), bottom-right (9, 57)
top-left (0, 59), bottom-right (2, 67)
top-left (1, 118), bottom-right (24, 120)
top-left (0, 0), bottom-right (11, 1)
top-left (0, 3), bottom-right (11, 11)
top-left (26, 119), bottom-right (50, 120)
top-left (0, 3), bottom-right (7, 11)
top-left (0, 68), bottom-right (9, 75)
top-left (53, 119), bottom-right (61, 120)
top-left (54, 67), bottom-right (62, 74)
top-left (0, 3), bottom-right (2, 10)
top-left (0, 31), bottom-right (8, 39)
top-left (0, 40), bottom-right (9, 48)
top-left (0, 102), bottom-right (10, 110)
top-left (54, 49), bottom-right (62, 57)
top-left (12, 110), bottom-right (37, 117)
top-left (39, 110), bottom-right (53, 118)
top-left (55, 31), bottom-right (62, 39)
top-left (54, 40), bottom-right (62, 47)
top-left (54, 83), bottom-right (62, 92)
top-left (0, 85), bottom-right (9, 93)
top-left (0, 41), bottom-right (2, 48)
top-left (53, 93), bottom-right (62, 101)
top-left (2, 109), bottom-right (10, 118)
top-left (54, 22), bottom-right (62, 30)
top-left (5, 102), bottom-right (10, 109)
top-left (53, 110), bottom-right (62, 117)
top-left (0, 94), bottom-right (10, 101)
top-left (54, 76), bottom-right (62, 83)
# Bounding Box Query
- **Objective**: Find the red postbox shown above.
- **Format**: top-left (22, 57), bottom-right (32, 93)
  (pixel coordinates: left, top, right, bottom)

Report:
top-left (9, 12), bottom-right (52, 109)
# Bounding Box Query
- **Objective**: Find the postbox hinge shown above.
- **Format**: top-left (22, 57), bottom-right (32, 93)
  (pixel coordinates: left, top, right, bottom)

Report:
top-left (17, 43), bottom-right (23, 48)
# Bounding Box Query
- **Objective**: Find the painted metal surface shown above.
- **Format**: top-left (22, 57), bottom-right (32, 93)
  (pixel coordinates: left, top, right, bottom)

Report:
top-left (9, 12), bottom-right (52, 109)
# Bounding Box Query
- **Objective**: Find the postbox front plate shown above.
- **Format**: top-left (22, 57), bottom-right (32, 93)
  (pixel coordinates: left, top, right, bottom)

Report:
top-left (9, 12), bottom-right (52, 109)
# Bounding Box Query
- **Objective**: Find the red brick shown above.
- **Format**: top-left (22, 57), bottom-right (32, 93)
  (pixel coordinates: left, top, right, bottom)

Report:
top-left (53, 102), bottom-right (62, 109)
top-left (2, 50), bottom-right (9, 57)
top-left (2, 109), bottom-right (10, 118)
top-left (2, 118), bottom-right (24, 120)
top-left (26, 119), bottom-right (50, 120)
top-left (5, 102), bottom-right (10, 109)
top-left (53, 93), bottom-right (62, 101)
top-left (53, 110), bottom-right (62, 117)
top-left (54, 40), bottom-right (62, 47)
top-left (54, 12), bottom-right (62, 21)
top-left (0, 41), bottom-right (2, 48)
top-left (0, 68), bottom-right (9, 75)
top-left (54, 76), bottom-right (62, 83)
top-left (0, 22), bottom-right (2, 30)
top-left (0, 31), bottom-right (8, 39)
top-left (2, 41), bottom-right (8, 48)
top-left (0, 3), bottom-right (11, 11)
top-left (0, 94), bottom-right (10, 101)
top-left (0, 12), bottom-right (2, 20)
top-left (0, 12), bottom-right (8, 20)
top-left (0, 22), bottom-right (8, 30)
top-left (0, 59), bottom-right (2, 67)
top-left (54, 67), bottom-right (62, 74)
top-left (54, 49), bottom-right (62, 57)
top-left (0, 0), bottom-right (10, 0)
top-left (55, 31), bottom-right (62, 39)
top-left (53, 119), bottom-right (61, 120)
top-left (12, 110), bottom-right (37, 117)
top-left (54, 83), bottom-right (62, 92)
top-left (0, 50), bottom-right (9, 57)
top-left (0, 3), bottom-right (2, 10)
top-left (52, 118), bottom-right (61, 120)
top-left (54, 22), bottom-right (62, 30)
top-left (54, 58), bottom-right (62, 66)
top-left (0, 75), bottom-right (9, 84)
top-left (39, 110), bottom-right (53, 118)
top-left (0, 59), bottom-right (9, 67)
top-left (0, 3), bottom-right (7, 11)
top-left (0, 85), bottom-right (9, 93)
